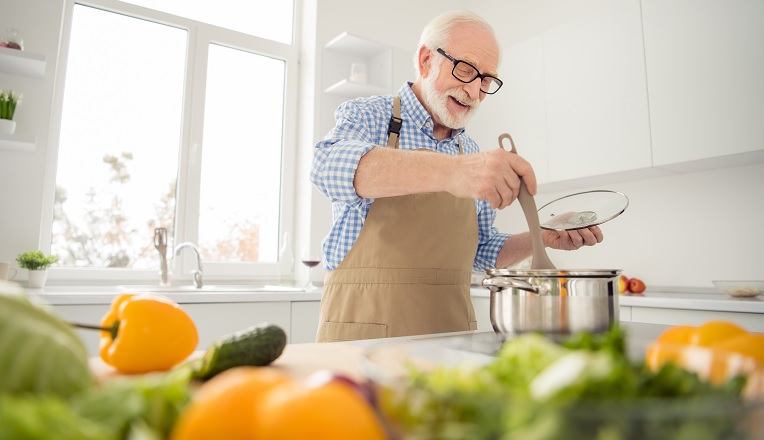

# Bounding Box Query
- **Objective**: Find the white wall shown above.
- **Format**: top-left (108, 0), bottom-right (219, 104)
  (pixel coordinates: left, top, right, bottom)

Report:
top-left (2, 0), bottom-right (762, 290)
top-left (0, 0), bottom-right (63, 269)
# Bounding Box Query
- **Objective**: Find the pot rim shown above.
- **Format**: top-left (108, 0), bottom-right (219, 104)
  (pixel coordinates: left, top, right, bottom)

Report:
top-left (486, 268), bottom-right (621, 278)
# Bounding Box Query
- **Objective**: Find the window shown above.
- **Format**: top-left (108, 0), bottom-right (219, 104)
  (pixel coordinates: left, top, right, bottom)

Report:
top-left (47, 0), bottom-right (297, 282)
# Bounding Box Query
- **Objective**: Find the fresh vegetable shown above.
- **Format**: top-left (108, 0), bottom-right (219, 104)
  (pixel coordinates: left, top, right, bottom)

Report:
top-left (0, 365), bottom-right (193, 440)
top-left (383, 326), bottom-right (754, 440)
top-left (99, 293), bottom-right (199, 374)
top-left (646, 320), bottom-right (762, 385)
top-left (171, 367), bottom-right (291, 440)
top-left (191, 323), bottom-right (287, 381)
top-left (0, 282), bottom-right (93, 397)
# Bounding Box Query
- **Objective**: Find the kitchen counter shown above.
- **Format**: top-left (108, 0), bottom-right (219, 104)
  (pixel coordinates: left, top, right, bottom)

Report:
top-left (471, 286), bottom-right (764, 314)
top-left (28, 283), bottom-right (323, 305)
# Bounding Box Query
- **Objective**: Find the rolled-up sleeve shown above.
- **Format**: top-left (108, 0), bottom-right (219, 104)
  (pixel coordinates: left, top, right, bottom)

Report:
top-left (311, 99), bottom-right (382, 206)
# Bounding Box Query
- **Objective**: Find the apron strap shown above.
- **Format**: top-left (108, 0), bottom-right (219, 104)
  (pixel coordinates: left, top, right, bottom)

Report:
top-left (387, 96), bottom-right (402, 149)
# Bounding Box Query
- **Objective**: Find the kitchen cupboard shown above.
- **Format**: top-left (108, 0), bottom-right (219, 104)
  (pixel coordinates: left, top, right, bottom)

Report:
top-left (641, 0), bottom-right (764, 167)
top-left (0, 46), bottom-right (44, 152)
top-left (620, 306), bottom-right (764, 332)
top-left (542, 0), bottom-right (652, 182)
top-left (54, 301), bottom-right (295, 357)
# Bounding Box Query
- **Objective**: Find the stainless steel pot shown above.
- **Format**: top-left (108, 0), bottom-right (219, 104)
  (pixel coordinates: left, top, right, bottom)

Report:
top-left (482, 268), bottom-right (621, 335)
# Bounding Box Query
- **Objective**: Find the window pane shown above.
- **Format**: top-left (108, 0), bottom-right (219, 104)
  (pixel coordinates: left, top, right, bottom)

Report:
top-left (52, 5), bottom-right (185, 269)
top-left (121, 0), bottom-right (294, 44)
top-left (199, 44), bottom-right (285, 263)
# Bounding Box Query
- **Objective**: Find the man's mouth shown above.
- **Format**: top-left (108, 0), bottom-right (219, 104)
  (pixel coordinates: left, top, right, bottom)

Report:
top-left (449, 95), bottom-right (471, 109)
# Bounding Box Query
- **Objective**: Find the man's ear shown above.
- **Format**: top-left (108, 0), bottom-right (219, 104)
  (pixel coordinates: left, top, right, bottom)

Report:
top-left (417, 46), bottom-right (432, 78)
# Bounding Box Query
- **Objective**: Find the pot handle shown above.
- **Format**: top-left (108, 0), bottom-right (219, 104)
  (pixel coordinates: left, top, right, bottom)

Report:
top-left (482, 277), bottom-right (539, 294)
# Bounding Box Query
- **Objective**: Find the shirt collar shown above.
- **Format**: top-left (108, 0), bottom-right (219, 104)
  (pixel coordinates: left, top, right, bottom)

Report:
top-left (398, 82), bottom-right (465, 140)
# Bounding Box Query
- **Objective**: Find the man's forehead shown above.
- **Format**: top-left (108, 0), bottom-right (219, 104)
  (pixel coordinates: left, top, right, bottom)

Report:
top-left (446, 24), bottom-right (500, 74)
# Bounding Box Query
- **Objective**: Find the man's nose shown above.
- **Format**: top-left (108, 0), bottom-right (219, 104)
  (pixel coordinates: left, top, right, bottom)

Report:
top-left (463, 78), bottom-right (482, 100)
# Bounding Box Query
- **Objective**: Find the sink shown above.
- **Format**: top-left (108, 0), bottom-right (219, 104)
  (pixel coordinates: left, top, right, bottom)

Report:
top-left (117, 284), bottom-right (304, 293)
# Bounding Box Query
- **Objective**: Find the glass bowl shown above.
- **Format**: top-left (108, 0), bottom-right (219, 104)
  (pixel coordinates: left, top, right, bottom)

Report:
top-left (712, 281), bottom-right (764, 298)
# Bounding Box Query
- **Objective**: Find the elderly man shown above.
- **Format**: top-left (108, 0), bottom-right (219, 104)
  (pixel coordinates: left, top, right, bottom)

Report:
top-left (310, 11), bottom-right (603, 342)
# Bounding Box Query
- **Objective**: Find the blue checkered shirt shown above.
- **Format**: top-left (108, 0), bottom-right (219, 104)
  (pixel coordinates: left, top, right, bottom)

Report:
top-left (311, 82), bottom-right (510, 271)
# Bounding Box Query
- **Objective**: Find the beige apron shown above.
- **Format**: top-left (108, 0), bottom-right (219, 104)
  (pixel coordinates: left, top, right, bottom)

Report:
top-left (316, 97), bottom-right (479, 342)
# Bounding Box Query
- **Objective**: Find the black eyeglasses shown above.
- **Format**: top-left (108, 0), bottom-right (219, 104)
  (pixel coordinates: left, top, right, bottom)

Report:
top-left (436, 48), bottom-right (503, 95)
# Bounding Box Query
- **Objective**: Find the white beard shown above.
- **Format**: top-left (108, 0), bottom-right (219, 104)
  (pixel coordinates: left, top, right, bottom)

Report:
top-left (421, 68), bottom-right (481, 130)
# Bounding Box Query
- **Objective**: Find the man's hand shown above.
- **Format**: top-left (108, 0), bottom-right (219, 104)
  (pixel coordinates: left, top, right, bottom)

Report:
top-left (448, 149), bottom-right (537, 209)
top-left (542, 226), bottom-right (604, 250)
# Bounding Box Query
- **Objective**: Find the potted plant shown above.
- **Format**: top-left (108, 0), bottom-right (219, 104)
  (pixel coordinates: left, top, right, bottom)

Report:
top-left (0, 89), bottom-right (22, 135)
top-left (16, 250), bottom-right (58, 289)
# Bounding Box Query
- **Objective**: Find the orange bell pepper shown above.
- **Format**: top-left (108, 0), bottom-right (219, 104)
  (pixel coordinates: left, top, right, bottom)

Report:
top-left (99, 293), bottom-right (199, 374)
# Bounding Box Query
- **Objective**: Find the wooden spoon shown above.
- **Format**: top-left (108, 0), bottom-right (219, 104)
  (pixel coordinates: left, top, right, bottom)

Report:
top-left (498, 133), bottom-right (557, 270)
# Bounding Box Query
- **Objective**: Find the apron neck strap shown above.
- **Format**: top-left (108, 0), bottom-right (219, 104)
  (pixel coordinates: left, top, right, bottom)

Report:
top-left (387, 95), bottom-right (464, 154)
top-left (387, 96), bottom-right (402, 149)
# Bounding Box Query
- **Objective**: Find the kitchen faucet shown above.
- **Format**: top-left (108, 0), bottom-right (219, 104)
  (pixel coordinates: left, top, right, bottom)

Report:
top-left (174, 242), bottom-right (204, 288)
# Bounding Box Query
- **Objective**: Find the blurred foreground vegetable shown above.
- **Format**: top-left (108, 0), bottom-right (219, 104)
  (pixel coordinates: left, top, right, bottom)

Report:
top-left (190, 323), bottom-right (287, 381)
top-left (382, 326), bottom-right (756, 440)
top-left (0, 281), bottom-right (93, 397)
top-left (98, 293), bottom-right (199, 374)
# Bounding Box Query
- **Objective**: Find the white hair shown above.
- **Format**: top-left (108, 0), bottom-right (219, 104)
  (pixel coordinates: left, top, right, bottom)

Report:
top-left (413, 11), bottom-right (500, 74)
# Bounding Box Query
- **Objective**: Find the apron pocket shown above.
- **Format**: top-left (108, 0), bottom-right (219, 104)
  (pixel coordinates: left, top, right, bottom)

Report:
top-left (318, 321), bottom-right (387, 342)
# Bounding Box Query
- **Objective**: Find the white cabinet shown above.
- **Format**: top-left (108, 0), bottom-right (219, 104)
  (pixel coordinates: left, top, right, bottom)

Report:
top-left (543, 0), bottom-right (652, 181)
top-left (51, 304), bottom-right (111, 357)
top-left (470, 295), bottom-right (493, 332)
top-left (0, 46), bottom-right (45, 152)
top-left (641, 0), bottom-right (764, 167)
top-left (291, 300), bottom-right (320, 343)
top-left (502, 36), bottom-right (550, 183)
top-left (52, 301), bottom-right (293, 357)
top-left (623, 306), bottom-right (764, 333)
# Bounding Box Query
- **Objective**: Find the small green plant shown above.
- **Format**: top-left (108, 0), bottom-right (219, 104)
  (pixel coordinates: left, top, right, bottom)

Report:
top-left (16, 250), bottom-right (59, 271)
top-left (0, 89), bottom-right (22, 120)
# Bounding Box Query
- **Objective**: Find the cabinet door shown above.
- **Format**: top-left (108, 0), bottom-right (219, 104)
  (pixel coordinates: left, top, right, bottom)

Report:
top-left (642, 0), bottom-right (764, 166)
top-left (52, 304), bottom-right (111, 357)
top-left (291, 301), bottom-right (320, 343)
top-left (470, 295), bottom-right (493, 332)
top-left (181, 302), bottom-right (292, 352)
top-left (543, 0), bottom-right (651, 181)
top-left (502, 36), bottom-right (550, 184)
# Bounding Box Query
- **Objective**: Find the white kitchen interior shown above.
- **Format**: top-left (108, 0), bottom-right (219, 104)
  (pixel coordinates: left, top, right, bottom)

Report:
top-left (1, 0), bottom-right (763, 354)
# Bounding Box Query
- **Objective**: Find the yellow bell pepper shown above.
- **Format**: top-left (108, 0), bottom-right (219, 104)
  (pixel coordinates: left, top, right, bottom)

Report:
top-left (99, 293), bottom-right (199, 374)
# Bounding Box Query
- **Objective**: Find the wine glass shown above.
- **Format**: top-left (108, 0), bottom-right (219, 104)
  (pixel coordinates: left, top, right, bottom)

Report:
top-left (300, 246), bottom-right (322, 291)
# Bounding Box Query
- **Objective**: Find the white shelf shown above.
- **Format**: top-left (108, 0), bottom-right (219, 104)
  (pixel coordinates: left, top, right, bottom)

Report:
top-left (325, 32), bottom-right (388, 58)
top-left (324, 79), bottom-right (388, 98)
top-left (0, 132), bottom-right (36, 152)
top-left (0, 46), bottom-right (46, 77)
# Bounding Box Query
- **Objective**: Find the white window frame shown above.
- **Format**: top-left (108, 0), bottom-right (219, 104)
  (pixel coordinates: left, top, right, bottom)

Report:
top-left (40, 0), bottom-right (300, 284)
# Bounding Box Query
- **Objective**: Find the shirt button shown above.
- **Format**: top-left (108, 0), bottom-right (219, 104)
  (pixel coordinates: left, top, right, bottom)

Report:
top-left (425, 121), bottom-right (431, 128)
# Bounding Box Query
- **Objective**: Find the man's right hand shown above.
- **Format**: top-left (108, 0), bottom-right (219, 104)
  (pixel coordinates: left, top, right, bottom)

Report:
top-left (448, 149), bottom-right (537, 210)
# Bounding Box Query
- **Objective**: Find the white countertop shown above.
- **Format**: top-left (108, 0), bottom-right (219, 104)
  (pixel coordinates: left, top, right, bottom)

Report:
top-left (21, 282), bottom-right (764, 314)
top-left (28, 283), bottom-right (323, 305)
top-left (471, 286), bottom-right (764, 314)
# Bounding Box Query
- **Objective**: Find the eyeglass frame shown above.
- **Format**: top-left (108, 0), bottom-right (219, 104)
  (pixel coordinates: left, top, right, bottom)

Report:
top-left (436, 48), bottom-right (503, 95)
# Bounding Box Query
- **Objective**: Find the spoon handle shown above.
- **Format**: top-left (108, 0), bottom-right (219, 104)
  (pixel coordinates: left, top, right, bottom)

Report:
top-left (498, 133), bottom-right (557, 270)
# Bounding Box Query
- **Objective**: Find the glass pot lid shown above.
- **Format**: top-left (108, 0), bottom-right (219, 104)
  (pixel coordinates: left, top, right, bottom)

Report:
top-left (537, 190), bottom-right (629, 231)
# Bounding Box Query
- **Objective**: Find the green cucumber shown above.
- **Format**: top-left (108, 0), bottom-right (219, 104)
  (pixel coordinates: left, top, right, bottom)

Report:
top-left (191, 323), bottom-right (287, 380)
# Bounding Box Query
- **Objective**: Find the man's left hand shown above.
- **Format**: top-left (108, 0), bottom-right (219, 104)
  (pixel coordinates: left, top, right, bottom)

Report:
top-left (542, 226), bottom-right (603, 250)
